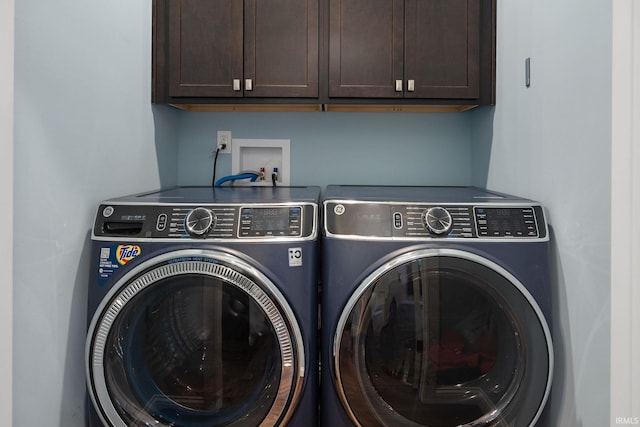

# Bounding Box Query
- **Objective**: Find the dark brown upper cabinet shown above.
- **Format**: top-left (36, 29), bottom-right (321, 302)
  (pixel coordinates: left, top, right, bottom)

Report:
top-left (152, 0), bottom-right (495, 111)
top-left (153, 0), bottom-right (320, 106)
top-left (328, 0), bottom-right (495, 107)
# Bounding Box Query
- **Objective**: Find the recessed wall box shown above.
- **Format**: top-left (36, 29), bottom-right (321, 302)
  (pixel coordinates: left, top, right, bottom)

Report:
top-left (231, 139), bottom-right (291, 186)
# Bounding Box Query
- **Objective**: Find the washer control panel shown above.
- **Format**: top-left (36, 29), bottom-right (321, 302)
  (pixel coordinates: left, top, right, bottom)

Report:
top-left (324, 202), bottom-right (546, 240)
top-left (94, 203), bottom-right (315, 240)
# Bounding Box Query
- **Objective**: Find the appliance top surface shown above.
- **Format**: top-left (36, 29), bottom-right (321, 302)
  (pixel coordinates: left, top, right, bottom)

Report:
top-left (104, 186), bottom-right (321, 205)
top-left (324, 185), bottom-right (538, 204)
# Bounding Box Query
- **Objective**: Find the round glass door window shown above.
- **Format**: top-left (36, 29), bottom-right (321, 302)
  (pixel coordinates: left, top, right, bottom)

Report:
top-left (334, 249), bottom-right (552, 427)
top-left (87, 251), bottom-right (304, 427)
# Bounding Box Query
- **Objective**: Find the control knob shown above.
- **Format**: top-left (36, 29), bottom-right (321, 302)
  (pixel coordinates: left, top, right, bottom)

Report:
top-left (185, 207), bottom-right (216, 237)
top-left (424, 207), bottom-right (453, 235)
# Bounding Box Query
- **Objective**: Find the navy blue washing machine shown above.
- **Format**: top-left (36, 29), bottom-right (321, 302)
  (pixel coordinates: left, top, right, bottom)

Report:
top-left (321, 186), bottom-right (553, 427)
top-left (85, 186), bottom-right (320, 427)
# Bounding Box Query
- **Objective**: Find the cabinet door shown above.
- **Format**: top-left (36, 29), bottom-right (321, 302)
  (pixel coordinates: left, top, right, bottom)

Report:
top-left (404, 0), bottom-right (480, 99)
top-left (168, 0), bottom-right (243, 98)
top-left (244, 0), bottom-right (319, 98)
top-left (329, 0), bottom-right (405, 98)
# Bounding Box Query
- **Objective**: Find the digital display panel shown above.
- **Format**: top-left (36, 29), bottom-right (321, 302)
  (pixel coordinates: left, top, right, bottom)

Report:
top-left (475, 207), bottom-right (538, 237)
top-left (240, 207), bottom-right (301, 237)
top-left (251, 208), bottom-right (290, 231)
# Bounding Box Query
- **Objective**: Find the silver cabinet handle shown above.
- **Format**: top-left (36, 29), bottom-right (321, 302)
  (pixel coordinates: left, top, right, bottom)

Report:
top-left (233, 79), bottom-right (241, 91)
top-left (245, 79), bottom-right (253, 91)
top-left (407, 79), bottom-right (415, 92)
top-left (395, 80), bottom-right (403, 92)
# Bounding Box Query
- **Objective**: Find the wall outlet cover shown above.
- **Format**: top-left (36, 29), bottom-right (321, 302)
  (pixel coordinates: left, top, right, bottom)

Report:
top-left (217, 130), bottom-right (232, 153)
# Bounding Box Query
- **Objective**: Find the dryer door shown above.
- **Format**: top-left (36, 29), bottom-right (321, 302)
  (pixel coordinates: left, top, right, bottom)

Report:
top-left (86, 249), bottom-right (304, 427)
top-left (334, 248), bottom-right (553, 427)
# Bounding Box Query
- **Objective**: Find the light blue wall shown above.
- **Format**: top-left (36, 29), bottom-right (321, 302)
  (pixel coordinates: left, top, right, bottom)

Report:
top-left (12, 0), bottom-right (178, 425)
top-left (177, 112), bottom-right (474, 189)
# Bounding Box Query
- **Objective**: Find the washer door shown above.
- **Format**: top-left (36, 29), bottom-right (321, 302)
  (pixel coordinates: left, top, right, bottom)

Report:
top-left (86, 249), bottom-right (304, 427)
top-left (334, 249), bottom-right (553, 427)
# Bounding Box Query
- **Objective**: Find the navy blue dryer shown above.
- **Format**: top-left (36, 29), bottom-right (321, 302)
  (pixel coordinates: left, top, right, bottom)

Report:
top-left (321, 186), bottom-right (553, 427)
top-left (86, 186), bottom-right (320, 427)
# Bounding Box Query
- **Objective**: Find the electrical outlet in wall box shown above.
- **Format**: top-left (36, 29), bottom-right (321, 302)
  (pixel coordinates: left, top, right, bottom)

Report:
top-left (217, 131), bottom-right (232, 153)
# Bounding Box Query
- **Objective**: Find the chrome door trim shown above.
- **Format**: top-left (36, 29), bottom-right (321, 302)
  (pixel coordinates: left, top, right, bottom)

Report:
top-left (333, 248), bottom-right (553, 427)
top-left (86, 248), bottom-right (305, 427)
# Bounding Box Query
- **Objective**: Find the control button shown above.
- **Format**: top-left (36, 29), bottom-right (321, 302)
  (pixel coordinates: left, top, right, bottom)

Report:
top-left (102, 206), bottom-right (114, 218)
top-left (185, 207), bottom-right (216, 237)
top-left (424, 207), bottom-right (453, 235)
top-left (393, 212), bottom-right (403, 229)
top-left (156, 213), bottom-right (168, 232)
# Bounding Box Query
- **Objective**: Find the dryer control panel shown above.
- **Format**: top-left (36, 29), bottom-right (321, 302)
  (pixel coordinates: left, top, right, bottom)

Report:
top-left (324, 202), bottom-right (547, 240)
top-left (93, 203), bottom-right (316, 241)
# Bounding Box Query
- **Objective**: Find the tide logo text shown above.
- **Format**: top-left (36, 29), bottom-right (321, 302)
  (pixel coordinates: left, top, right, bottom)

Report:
top-left (116, 245), bottom-right (141, 265)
